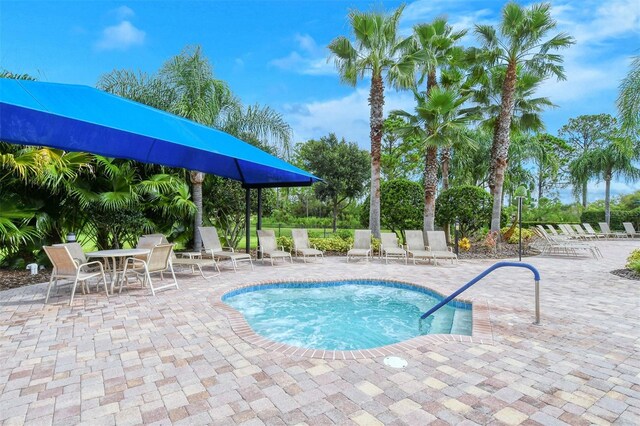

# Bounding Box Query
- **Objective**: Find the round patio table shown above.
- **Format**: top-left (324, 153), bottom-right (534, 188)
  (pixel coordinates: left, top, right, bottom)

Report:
top-left (87, 248), bottom-right (150, 293)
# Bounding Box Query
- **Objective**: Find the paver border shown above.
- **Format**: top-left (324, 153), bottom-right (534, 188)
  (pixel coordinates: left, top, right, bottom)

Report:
top-left (212, 278), bottom-right (493, 359)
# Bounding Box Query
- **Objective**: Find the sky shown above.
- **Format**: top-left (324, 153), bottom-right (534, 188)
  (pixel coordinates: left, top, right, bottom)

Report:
top-left (1, 0), bottom-right (639, 202)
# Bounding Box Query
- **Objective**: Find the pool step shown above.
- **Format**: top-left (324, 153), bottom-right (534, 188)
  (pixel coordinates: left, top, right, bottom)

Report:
top-left (427, 306), bottom-right (455, 334)
top-left (450, 308), bottom-right (473, 336)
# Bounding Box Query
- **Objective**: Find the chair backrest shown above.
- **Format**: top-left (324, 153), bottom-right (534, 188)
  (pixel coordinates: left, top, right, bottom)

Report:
top-left (623, 222), bottom-right (636, 235)
top-left (43, 246), bottom-right (78, 276)
top-left (598, 222), bottom-right (611, 234)
top-left (53, 242), bottom-right (87, 264)
top-left (380, 232), bottom-right (399, 249)
top-left (199, 226), bottom-right (223, 252)
top-left (405, 230), bottom-right (425, 250)
top-left (257, 230), bottom-right (277, 253)
top-left (546, 225), bottom-right (558, 235)
top-left (353, 230), bottom-right (371, 250)
top-left (146, 244), bottom-right (174, 272)
top-left (558, 224), bottom-right (572, 235)
top-left (143, 234), bottom-right (174, 259)
top-left (291, 229), bottom-right (310, 250)
top-left (425, 231), bottom-right (448, 251)
top-left (572, 224), bottom-right (585, 234)
top-left (137, 235), bottom-right (163, 250)
top-left (537, 225), bottom-right (548, 235)
top-left (583, 223), bottom-right (596, 234)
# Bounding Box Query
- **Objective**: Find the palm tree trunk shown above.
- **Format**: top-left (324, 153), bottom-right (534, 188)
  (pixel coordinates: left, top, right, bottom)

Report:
top-left (332, 197), bottom-right (338, 233)
top-left (490, 60), bottom-right (518, 233)
top-left (604, 171), bottom-right (611, 225)
top-left (538, 168), bottom-right (543, 202)
top-left (368, 72), bottom-right (384, 238)
top-left (441, 147), bottom-right (451, 191)
top-left (582, 181), bottom-right (588, 208)
top-left (190, 171), bottom-right (205, 250)
top-left (424, 146), bottom-right (439, 232)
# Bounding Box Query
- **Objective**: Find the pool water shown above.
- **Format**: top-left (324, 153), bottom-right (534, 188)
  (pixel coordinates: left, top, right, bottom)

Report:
top-left (223, 280), bottom-right (472, 350)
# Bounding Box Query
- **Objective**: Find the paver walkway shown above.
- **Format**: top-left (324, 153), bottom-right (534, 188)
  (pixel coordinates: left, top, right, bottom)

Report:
top-left (1, 241), bottom-right (639, 425)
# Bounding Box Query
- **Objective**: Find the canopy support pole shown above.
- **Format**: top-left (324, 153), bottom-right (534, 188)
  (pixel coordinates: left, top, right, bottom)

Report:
top-left (245, 188), bottom-right (251, 255)
top-left (257, 188), bottom-right (263, 259)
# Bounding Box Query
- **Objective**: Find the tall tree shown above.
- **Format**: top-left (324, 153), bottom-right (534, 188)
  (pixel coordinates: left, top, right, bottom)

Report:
top-left (617, 55), bottom-right (640, 136)
top-left (527, 133), bottom-right (573, 201)
top-left (570, 135), bottom-right (640, 224)
top-left (380, 116), bottom-right (422, 180)
top-left (328, 5), bottom-right (413, 238)
top-left (474, 2), bottom-right (574, 232)
top-left (296, 134), bottom-right (369, 232)
top-left (558, 114), bottom-right (617, 207)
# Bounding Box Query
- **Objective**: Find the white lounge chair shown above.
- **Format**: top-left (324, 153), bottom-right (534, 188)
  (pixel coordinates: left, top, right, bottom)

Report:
top-left (43, 245), bottom-right (108, 305)
top-left (582, 223), bottom-right (605, 239)
top-left (291, 229), bottom-right (324, 262)
top-left (623, 222), bottom-right (639, 238)
top-left (405, 230), bottom-right (433, 265)
top-left (571, 224), bottom-right (596, 240)
top-left (257, 229), bottom-right (292, 265)
top-left (121, 243), bottom-right (179, 296)
top-left (380, 232), bottom-right (407, 264)
top-left (199, 226), bottom-right (254, 272)
top-left (144, 234), bottom-right (220, 279)
top-left (347, 230), bottom-right (372, 262)
top-left (425, 231), bottom-right (458, 265)
top-left (599, 222), bottom-right (627, 238)
top-left (532, 228), bottom-right (601, 259)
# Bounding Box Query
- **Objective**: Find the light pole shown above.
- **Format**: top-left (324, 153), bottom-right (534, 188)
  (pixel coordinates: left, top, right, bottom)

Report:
top-left (454, 218), bottom-right (460, 256)
top-left (515, 186), bottom-right (527, 262)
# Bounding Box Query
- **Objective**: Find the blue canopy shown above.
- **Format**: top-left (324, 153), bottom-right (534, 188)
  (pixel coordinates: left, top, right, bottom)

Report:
top-left (0, 78), bottom-right (319, 188)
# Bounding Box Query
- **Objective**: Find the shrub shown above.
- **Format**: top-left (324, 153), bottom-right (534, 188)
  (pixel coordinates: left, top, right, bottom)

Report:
top-left (359, 179), bottom-right (423, 233)
top-left (581, 208), bottom-right (640, 231)
top-left (436, 186), bottom-right (493, 237)
top-left (277, 234), bottom-right (379, 254)
top-left (500, 227), bottom-right (534, 244)
top-left (459, 237), bottom-right (471, 251)
top-left (627, 249), bottom-right (640, 273)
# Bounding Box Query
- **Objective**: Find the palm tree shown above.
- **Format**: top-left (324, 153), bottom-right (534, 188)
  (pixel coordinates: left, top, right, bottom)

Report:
top-left (392, 87), bottom-right (476, 231)
top-left (328, 5), bottom-right (413, 238)
top-left (474, 2), bottom-right (574, 232)
top-left (617, 55), bottom-right (640, 136)
top-left (570, 136), bottom-right (640, 225)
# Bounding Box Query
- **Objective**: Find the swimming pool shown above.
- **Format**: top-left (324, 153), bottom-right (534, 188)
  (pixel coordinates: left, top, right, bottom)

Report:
top-left (222, 280), bottom-right (472, 351)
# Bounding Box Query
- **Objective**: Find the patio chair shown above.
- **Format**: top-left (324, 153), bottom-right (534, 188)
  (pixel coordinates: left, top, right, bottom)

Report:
top-left (598, 222), bottom-right (627, 238)
top-left (53, 242), bottom-right (106, 290)
top-left (144, 234), bottom-right (220, 279)
top-left (121, 243), bottom-right (179, 296)
top-left (347, 230), bottom-right (372, 262)
top-left (291, 229), bottom-right (324, 262)
top-left (257, 229), bottom-right (292, 265)
top-left (582, 223), bottom-right (605, 239)
top-left (545, 224), bottom-right (561, 236)
top-left (199, 226), bottom-right (253, 272)
top-left (134, 235), bottom-right (164, 261)
top-left (380, 232), bottom-right (407, 264)
top-left (571, 224), bottom-right (596, 240)
top-left (532, 228), bottom-right (601, 259)
top-left (405, 230), bottom-right (433, 265)
top-left (43, 245), bottom-right (108, 305)
top-left (425, 231), bottom-right (458, 265)
top-left (623, 222), bottom-right (639, 238)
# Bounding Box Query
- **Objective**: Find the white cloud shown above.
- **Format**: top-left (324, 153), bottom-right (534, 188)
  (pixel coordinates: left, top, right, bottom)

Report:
top-left (113, 5), bottom-right (135, 21)
top-left (270, 33), bottom-right (335, 76)
top-left (95, 20), bottom-right (145, 51)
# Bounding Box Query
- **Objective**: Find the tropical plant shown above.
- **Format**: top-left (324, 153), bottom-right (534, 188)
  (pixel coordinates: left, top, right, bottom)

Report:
top-left (328, 5), bottom-right (413, 238)
top-left (380, 116), bottom-right (422, 180)
top-left (617, 55), bottom-right (640, 136)
top-left (472, 2), bottom-right (574, 232)
top-left (435, 185), bottom-right (494, 238)
top-left (526, 133), bottom-right (573, 201)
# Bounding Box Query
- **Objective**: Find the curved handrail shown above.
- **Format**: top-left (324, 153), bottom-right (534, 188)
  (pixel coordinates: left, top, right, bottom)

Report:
top-left (420, 261), bottom-right (542, 324)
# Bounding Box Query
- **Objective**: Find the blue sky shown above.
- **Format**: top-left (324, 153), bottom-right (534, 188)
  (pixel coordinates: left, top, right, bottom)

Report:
top-left (1, 0), bottom-right (639, 201)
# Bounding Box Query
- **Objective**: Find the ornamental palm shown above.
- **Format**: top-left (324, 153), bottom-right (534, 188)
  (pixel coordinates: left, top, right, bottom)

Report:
top-left (617, 55), bottom-right (640, 136)
top-left (474, 2), bottom-right (574, 232)
top-left (392, 87), bottom-right (477, 231)
top-left (328, 5), bottom-right (413, 238)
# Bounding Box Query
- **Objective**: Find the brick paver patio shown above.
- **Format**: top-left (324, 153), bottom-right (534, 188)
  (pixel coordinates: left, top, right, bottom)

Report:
top-left (1, 240), bottom-right (639, 425)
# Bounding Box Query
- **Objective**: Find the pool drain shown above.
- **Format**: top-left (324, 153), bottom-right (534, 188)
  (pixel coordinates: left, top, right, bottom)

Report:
top-left (384, 356), bottom-right (408, 369)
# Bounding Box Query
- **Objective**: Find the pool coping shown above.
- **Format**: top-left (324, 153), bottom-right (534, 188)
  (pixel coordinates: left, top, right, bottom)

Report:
top-left (212, 278), bottom-right (493, 359)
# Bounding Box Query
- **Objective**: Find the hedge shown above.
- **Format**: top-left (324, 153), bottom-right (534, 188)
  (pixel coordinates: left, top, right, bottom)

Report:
top-left (580, 208), bottom-right (640, 231)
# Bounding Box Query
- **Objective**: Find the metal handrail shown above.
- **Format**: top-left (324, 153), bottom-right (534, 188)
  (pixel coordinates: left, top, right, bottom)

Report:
top-left (420, 261), bottom-right (542, 325)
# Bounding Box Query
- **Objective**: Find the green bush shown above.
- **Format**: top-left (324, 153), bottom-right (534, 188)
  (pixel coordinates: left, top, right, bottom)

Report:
top-left (627, 249), bottom-right (640, 273)
top-left (436, 186), bottom-right (495, 237)
top-left (500, 227), bottom-right (534, 244)
top-left (581, 208), bottom-right (640, 231)
top-left (277, 234), bottom-right (380, 254)
top-left (359, 179), bottom-right (423, 232)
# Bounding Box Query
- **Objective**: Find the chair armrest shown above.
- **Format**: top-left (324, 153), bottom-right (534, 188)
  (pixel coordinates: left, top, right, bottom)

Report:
top-left (79, 261), bottom-right (104, 273)
top-left (223, 246), bottom-right (235, 252)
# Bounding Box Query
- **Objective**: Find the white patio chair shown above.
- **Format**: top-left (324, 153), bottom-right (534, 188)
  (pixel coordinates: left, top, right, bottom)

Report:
top-left (291, 229), bottom-right (324, 262)
top-left (257, 229), bottom-right (292, 265)
top-left (347, 230), bottom-right (372, 262)
top-left (425, 231), bottom-right (458, 265)
top-left (199, 226), bottom-right (253, 272)
top-left (582, 223), bottom-right (605, 239)
top-left (622, 222), bottom-right (639, 238)
top-left (380, 232), bottom-right (407, 264)
top-left (405, 230), bottom-right (433, 265)
top-left (144, 234), bottom-right (220, 279)
top-left (599, 222), bottom-right (627, 238)
top-left (121, 243), bottom-right (179, 296)
top-left (43, 245), bottom-right (108, 305)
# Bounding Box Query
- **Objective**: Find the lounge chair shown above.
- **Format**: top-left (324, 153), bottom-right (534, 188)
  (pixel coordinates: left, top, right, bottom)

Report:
top-left (257, 229), bottom-right (292, 265)
top-left (199, 226), bottom-right (253, 272)
top-left (380, 232), bottom-right (407, 264)
top-left (405, 230), bottom-right (433, 264)
top-left (623, 222), bottom-right (640, 238)
top-left (347, 230), bottom-right (372, 262)
top-left (43, 245), bottom-right (108, 305)
top-left (291, 229), bottom-right (324, 262)
top-left (571, 224), bottom-right (596, 240)
top-left (598, 222), bottom-right (627, 238)
top-left (532, 228), bottom-right (601, 259)
top-left (121, 243), bottom-right (179, 296)
top-left (144, 234), bottom-right (220, 279)
top-left (582, 223), bottom-right (605, 239)
top-left (425, 231), bottom-right (458, 265)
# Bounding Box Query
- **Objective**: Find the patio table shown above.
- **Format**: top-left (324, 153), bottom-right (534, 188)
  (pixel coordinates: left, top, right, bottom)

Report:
top-left (86, 248), bottom-right (150, 293)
